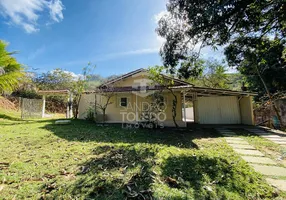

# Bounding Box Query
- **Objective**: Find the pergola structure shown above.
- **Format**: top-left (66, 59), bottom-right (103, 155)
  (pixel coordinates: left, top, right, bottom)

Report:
top-left (38, 90), bottom-right (73, 118)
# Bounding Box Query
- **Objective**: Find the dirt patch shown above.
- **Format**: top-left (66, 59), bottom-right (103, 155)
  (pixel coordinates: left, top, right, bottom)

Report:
top-left (0, 97), bottom-right (17, 110)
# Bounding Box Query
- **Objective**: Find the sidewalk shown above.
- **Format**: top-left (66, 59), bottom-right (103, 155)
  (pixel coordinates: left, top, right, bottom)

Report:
top-left (216, 128), bottom-right (286, 192)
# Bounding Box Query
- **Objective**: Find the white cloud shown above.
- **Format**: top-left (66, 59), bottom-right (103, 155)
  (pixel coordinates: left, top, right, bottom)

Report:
top-left (0, 0), bottom-right (64, 33)
top-left (63, 70), bottom-right (83, 80)
top-left (50, 69), bottom-right (83, 80)
top-left (48, 0), bottom-right (63, 22)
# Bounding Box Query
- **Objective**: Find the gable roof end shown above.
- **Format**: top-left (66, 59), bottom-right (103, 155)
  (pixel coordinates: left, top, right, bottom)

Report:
top-left (99, 68), bottom-right (192, 87)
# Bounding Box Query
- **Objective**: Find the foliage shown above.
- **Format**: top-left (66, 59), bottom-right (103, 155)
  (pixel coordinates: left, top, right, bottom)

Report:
top-left (0, 112), bottom-right (284, 199)
top-left (33, 69), bottom-right (76, 114)
top-left (0, 40), bottom-right (24, 93)
top-left (177, 58), bottom-right (204, 79)
top-left (85, 106), bottom-right (95, 122)
top-left (72, 63), bottom-right (96, 119)
top-left (34, 68), bottom-right (75, 90)
top-left (226, 73), bottom-right (245, 91)
top-left (187, 59), bottom-right (233, 89)
top-left (225, 37), bottom-right (286, 97)
top-left (225, 37), bottom-right (286, 127)
top-left (157, 0), bottom-right (286, 76)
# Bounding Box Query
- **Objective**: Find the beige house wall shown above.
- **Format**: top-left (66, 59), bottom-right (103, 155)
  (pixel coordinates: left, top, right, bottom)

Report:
top-left (239, 96), bottom-right (254, 125)
top-left (78, 72), bottom-right (185, 127)
top-left (78, 93), bottom-right (96, 119)
top-left (79, 92), bottom-right (185, 127)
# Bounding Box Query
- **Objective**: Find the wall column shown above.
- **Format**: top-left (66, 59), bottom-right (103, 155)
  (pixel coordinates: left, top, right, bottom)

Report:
top-left (183, 91), bottom-right (187, 127)
top-left (135, 94), bottom-right (138, 121)
top-left (69, 92), bottom-right (73, 118)
top-left (42, 95), bottom-right (46, 118)
top-left (66, 95), bottom-right (69, 119)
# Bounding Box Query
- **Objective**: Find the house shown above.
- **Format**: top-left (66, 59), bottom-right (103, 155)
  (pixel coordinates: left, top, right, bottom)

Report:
top-left (78, 68), bottom-right (256, 127)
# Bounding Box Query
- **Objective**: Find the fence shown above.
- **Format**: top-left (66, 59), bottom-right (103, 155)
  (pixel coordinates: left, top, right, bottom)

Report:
top-left (20, 97), bottom-right (43, 119)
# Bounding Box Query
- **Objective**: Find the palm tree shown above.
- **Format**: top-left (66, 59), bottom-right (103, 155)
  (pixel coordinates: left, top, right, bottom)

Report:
top-left (0, 40), bottom-right (23, 93)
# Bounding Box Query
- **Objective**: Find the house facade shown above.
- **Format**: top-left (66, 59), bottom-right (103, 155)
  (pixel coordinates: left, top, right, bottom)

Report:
top-left (78, 68), bottom-right (256, 127)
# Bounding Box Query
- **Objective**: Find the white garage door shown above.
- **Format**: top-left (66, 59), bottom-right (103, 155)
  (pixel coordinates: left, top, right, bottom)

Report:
top-left (197, 96), bottom-right (241, 124)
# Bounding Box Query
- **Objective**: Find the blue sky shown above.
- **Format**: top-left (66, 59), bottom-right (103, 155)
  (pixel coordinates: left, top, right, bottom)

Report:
top-left (0, 0), bottom-right (225, 77)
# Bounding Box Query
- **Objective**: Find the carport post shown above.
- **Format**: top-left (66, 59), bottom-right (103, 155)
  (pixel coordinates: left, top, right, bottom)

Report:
top-left (42, 95), bottom-right (46, 118)
top-left (183, 91), bottom-right (186, 126)
top-left (69, 92), bottom-right (73, 118)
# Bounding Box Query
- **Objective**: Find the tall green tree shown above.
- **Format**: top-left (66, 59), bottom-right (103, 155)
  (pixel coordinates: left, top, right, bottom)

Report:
top-left (0, 40), bottom-right (23, 93)
top-left (186, 60), bottom-right (231, 89)
top-left (157, 0), bottom-right (286, 74)
top-left (225, 37), bottom-right (286, 96)
top-left (157, 0), bottom-right (286, 127)
top-left (34, 68), bottom-right (75, 90)
top-left (225, 37), bottom-right (286, 127)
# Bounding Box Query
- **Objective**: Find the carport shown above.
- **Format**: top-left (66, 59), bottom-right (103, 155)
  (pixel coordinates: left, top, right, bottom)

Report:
top-left (184, 87), bottom-right (257, 125)
top-left (38, 90), bottom-right (73, 118)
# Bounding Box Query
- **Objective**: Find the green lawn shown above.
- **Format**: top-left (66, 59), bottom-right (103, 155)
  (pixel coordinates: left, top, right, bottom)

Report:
top-left (0, 111), bottom-right (284, 199)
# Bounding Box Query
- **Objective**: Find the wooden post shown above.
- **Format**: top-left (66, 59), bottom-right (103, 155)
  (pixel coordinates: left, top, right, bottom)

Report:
top-left (183, 91), bottom-right (187, 127)
top-left (69, 92), bottom-right (73, 118)
top-left (66, 95), bottom-right (69, 119)
top-left (42, 95), bottom-right (46, 118)
top-left (135, 94), bottom-right (138, 121)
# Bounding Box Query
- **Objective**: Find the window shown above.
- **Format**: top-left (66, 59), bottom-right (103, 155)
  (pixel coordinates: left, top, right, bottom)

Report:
top-left (120, 97), bottom-right (127, 107)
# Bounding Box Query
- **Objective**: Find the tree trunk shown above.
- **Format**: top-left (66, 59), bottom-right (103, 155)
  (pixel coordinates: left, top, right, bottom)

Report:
top-left (169, 89), bottom-right (178, 128)
top-left (74, 94), bottom-right (82, 119)
top-left (255, 64), bottom-right (283, 128)
top-left (102, 109), bottom-right (106, 125)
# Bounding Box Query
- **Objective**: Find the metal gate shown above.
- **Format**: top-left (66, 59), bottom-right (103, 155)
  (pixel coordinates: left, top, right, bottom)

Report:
top-left (20, 98), bottom-right (43, 119)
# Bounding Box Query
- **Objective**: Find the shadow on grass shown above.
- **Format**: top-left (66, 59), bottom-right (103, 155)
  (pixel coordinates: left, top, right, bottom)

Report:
top-left (38, 120), bottom-right (220, 148)
top-left (49, 145), bottom-right (155, 199)
top-left (160, 154), bottom-right (277, 199)
top-left (0, 118), bottom-right (60, 126)
top-left (0, 113), bottom-right (22, 121)
top-left (45, 145), bottom-right (279, 199)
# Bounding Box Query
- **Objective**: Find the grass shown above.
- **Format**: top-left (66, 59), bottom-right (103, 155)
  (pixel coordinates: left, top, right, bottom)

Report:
top-left (0, 111), bottom-right (285, 199)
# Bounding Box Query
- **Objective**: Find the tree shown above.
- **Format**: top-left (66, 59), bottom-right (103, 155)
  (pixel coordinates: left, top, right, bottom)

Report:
top-left (0, 40), bottom-right (24, 93)
top-left (149, 66), bottom-right (179, 128)
top-left (225, 37), bottom-right (286, 96)
top-left (186, 59), bottom-right (231, 89)
top-left (225, 37), bottom-right (286, 127)
top-left (72, 63), bottom-right (96, 119)
top-left (95, 85), bottom-right (115, 124)
top-left (157, 0), bottom-right (286, 74)
top-left (34, 68), bottom-right (75, 90)
top-left (156, 0), bottom-right (286, 128)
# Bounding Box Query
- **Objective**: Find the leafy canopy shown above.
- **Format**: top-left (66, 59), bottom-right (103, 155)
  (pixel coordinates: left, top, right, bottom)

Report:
top-left (157, 0), bottom-right (286, 72)
top-left (187, 59), bottom-right (233, 89)
top-left (225, 37), bottom-right (286, 97)
top-left (0, 40), bottom-right (24, 93)
top-left (34, 68), bottom-right (76, 90)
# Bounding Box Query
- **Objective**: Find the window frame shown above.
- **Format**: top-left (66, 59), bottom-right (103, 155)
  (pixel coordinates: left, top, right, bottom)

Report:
top-left (119, 97), bottom-right (128, 107)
